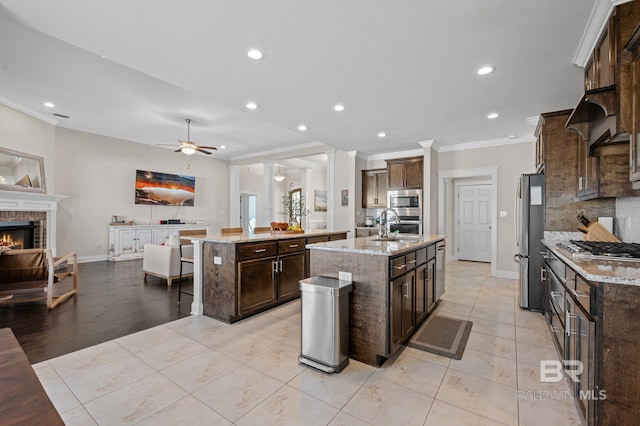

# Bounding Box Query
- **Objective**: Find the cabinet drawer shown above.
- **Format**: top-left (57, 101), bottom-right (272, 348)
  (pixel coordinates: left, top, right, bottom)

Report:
top-left (548, 304), bottom-right (565, 355)
top-left (574, 276), bottom-right (598, 318)
top-left (278, 238), bottom-right (305, 254)
top-left (391, 256), bottom-right (408, 278)
top-left (405, 251), bottom-right (417, 270)
top-left (427, 244), bottom-right (436, 260)
top-left (306, 235), bottom-right (329, 245)
top-left (329, 233), bottom-right (347, 241)
top-left (416, 248), bottom-right (427, 265)
top-left (237, 242), bottom-right (277, 261)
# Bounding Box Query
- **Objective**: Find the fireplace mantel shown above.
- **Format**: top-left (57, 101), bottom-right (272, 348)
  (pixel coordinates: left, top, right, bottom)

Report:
top-left (0, 190), bottom-right (66, 255)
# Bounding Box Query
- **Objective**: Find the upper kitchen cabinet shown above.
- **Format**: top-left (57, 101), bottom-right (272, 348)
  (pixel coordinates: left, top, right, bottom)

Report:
top-left (387, 157), bottom-right (423, 190)
top-left (626, 22), bottom-right (640, 188)
top-left (584, 16), bottom-right (615, 91)
top-left (362, 169), bottom-right (387, 208)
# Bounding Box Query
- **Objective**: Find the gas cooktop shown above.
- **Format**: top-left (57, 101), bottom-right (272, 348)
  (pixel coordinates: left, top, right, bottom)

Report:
top-left (557, 240), bottom-right (640, 260)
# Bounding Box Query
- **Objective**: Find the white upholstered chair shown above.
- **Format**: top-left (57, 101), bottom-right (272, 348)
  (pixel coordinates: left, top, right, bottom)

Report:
top-left (142, 242), bottom-right (193, 286)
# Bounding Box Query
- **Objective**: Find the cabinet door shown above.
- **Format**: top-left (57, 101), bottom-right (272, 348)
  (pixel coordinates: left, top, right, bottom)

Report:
top-left (362, 172), bottom-right (378, 207)
top-left (153, 228), bottom-right (170, 245)
top-left (238, 257), bottom-right (277, 315)
top-left (415, 265), bottom-right (427, 325)
top-left (426, 259), bottom-right (436, 313)
top-left (375, 172), bottom-right (387, 206)
top-left (402, 271), bottom-right (415, 337)
top-left (136, 229), bottom-right (153, 252)
top-left (576, 307), bottom-right (596, 423)
top-left (391, 277), bottom-right (405, 352)
top-left (404, 160), bottom-right (423, 188)
top-left (596, 24), bottom-right (614, 88)
top-left (577, 138), bottom-right (598, 200)
top-left (585, 58), bottom-right (596, 91)
top-left (387, 162), bottom-right (405, 189)
top-left (631, 47), bottom-right (640, 184)
top-left (278, 252), bottom-right (305, 301)
top-left (118, 229), bottom-right (136, 254)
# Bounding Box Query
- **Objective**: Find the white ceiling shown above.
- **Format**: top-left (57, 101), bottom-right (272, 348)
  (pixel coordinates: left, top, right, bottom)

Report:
top-left (0, 1), bottom-right (597, 162)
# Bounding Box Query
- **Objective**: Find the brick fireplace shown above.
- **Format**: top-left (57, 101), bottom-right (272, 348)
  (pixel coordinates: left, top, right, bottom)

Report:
top-left (0, 190), bottom-right (65, 255)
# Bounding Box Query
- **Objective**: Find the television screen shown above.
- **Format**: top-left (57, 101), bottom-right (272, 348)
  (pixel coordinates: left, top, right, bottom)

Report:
top-left (135, 170), bottom-right (195, 206)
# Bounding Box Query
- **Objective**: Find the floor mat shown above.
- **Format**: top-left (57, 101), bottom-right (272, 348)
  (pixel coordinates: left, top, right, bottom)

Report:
top-left (406, 315), bottom-right (473, 360)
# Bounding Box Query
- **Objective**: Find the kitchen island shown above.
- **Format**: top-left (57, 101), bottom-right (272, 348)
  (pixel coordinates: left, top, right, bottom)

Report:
top-left (308, 234), bottom-right (446, 367)
top-left (187, 230), bottom-right (348, 322)
top-left (541, 234), bottom-right (640, 425)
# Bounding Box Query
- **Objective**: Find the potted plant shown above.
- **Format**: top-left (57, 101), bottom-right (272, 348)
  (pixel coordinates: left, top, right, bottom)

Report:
top-left (280, 182), bottom-right (310, 232)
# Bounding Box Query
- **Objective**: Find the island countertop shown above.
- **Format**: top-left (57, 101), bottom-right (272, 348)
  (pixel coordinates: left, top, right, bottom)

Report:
top-left (187, 229), bottom-right (350, 244)
top-left (307, 234), bottom-right (446, 256)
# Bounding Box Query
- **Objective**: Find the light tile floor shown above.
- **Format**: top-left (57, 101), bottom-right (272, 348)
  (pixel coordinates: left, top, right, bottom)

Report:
top-left (34, 261), bottom-right (584, 425)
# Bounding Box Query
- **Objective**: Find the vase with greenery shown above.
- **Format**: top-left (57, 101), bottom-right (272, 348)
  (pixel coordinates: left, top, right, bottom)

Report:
top-left (280, 182), bottom-right (310, 231)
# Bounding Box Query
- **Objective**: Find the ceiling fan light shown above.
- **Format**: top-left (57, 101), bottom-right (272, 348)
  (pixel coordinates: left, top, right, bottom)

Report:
top-left (273, 173), bottom-right (286, 182)
top-left (181, 146), bottom-right (196, 155)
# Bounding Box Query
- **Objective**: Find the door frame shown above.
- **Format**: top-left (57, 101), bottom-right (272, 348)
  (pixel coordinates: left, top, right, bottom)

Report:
top-left (454, 179), bottom-right (492, 263)
top-left (239, 191), bottom-right (260, 231)
top-left (437, 167), bottom-right (498, 277)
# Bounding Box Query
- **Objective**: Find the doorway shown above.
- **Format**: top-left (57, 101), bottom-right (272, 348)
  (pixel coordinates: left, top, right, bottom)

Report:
top-left (240, 193), bottom-right (258, 232)
top-left (455, 182), bottom-right (492, 262)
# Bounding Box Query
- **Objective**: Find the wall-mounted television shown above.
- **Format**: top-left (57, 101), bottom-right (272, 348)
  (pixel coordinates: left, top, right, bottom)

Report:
top-left (135, 170), bottom-right (195, 206)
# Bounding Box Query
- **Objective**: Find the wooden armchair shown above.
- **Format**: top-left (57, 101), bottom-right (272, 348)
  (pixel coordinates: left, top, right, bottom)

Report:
top-left (0, 248), bottom-right (78, 309)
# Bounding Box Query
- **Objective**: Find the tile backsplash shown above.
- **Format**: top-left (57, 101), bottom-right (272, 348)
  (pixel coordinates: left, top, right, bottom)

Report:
top-left (615, 196), bottom-right (640, 242)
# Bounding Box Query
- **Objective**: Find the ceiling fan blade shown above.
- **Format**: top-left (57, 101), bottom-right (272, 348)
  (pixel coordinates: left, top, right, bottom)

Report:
top-left (196, 148), bottom-right (212, 155)
top-left (174, 148), bottom-right (182, 153)
top-left (197, 146), bottom-right (218, 150)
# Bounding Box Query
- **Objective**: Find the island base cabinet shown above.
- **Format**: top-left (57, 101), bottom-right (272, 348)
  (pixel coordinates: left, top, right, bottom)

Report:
top-left (415, 264), bottom-right (427, 324)
top-left (238, 258), bottom-right (277, 316)
top-left (390, 271), bottom-right (415, 355)
top-left (278, 252), bottom-right (305, 301)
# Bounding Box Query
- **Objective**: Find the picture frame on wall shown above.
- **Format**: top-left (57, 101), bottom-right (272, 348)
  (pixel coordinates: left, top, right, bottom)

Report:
top-left (341, 189), bottom-right (348, 206)
top-left (314, 190), bottom-right (327, 211)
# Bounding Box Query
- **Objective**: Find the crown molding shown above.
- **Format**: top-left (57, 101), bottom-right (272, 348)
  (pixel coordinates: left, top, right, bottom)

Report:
top-left (437, 136), bottom-right (533, 153)
top-left (573, 0), bottom-right (630, 67)
top-left (367, 148), bottom-right (424, 161)
top-left (0, 96), bottom-right (59, 125)
top-left (229, 141), bottom-right (327, 162)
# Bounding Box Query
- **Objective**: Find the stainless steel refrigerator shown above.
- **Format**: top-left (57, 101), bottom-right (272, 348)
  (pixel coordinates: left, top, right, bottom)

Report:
top-left (514, 173), bottom-right (545, 311)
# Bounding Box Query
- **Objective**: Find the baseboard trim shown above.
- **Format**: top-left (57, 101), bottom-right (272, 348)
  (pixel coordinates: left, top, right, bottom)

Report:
top-left (496, 270), bottom-right (518, 279)
top-left (78, 255), bottom-right (109, 263)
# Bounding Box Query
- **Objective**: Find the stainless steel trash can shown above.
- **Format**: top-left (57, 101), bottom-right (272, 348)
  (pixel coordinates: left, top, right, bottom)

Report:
top-left (298, 276), bottom-right (352, 373)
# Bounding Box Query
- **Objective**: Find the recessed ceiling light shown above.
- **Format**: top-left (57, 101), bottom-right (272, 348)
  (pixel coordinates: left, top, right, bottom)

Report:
top-left (378, 132), bottom-right (386, 138)
top-left (247, 49), bottom-right (263, 60)
top-left (220, 145), bottom-right (226, 149)
top-left (44, 102), bottom-right (55, 108)
top-left (298, 124), bottom-right (308, 131)
top-left (487, 112), bottom-right (499, 119)
top-left (246, 102), bottom-right (258, 110)
top-left (333, 104), bottom-right (345, 112)
top-left (477, 66), bottom-right (494, 75)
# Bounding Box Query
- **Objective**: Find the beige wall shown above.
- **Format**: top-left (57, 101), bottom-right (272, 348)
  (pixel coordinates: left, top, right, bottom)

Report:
top-left (54, 127), bottom-right (230, 259)
top-left (438, 141), bottom-right (536, 275)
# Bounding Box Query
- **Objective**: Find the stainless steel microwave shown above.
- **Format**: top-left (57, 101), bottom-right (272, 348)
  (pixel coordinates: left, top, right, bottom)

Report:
top-left (387, 189), bottom-right (422, 212)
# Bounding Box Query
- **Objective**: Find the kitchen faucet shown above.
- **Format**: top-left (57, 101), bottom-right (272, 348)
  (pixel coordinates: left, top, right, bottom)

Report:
top-left (378, 208), bottom-right (400, 238)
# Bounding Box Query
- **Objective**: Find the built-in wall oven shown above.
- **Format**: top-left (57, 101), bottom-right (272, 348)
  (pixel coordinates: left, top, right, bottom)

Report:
top-left (387, 189), bottom-right (423, 234)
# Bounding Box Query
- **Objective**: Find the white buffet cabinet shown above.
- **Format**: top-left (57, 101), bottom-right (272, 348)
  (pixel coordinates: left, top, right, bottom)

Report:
top-left (108, 224), bottom-right (210, 261)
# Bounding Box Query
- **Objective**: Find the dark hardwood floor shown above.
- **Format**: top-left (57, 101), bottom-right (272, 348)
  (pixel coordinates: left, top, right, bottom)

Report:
top-left (0, 260), bottom-right (192, 364)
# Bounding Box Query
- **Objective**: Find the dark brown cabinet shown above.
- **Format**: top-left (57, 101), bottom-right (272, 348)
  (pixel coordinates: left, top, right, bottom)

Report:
top-left (391, 271), bottom-right (414, 354)
top-left (628, 25), bottom-right (640, 188)
top-left (585, 17), bottom-right (615, 91)
top-left (387, 157), bottom-right (423, 190)
top-left (362, 169), bottom-right (387, 208)
top-left (577, 138), bottom-right (599, 200)
top-left (277, 252), bottom-right (305, 301)
top-left (238, 256), bottom-right (277, 316)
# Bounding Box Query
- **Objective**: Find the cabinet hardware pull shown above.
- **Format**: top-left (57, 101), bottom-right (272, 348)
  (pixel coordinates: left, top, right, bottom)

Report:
top-left (550, 326), bottom-right (562, 333)
top-left (550, 291), bottom-right (562, 298)
top-left (273, 261), bottom-right (278, 273)
top-left (289, 244), bottom-right (298, 248)
top-left (408, 260), bottom-right (416, 264)
top-left (404, 282), bottom-right (409, 299)
top-left (279, 259), bottom-right (283, 272)
top-left (394, 264), bottom-right (406, 270)
top-left (570, 288), bottom-right (589, 299)
top-left (255, 248), bottom-right (267, 253)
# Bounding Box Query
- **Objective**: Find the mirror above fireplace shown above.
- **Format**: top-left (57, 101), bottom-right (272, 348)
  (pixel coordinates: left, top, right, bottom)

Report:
top-left (0, 147), bottom-right (46, 193)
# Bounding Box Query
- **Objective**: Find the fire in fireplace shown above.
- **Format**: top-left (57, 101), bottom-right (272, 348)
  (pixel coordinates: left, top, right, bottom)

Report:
top-left (0, 222), bottom-right (35, 249)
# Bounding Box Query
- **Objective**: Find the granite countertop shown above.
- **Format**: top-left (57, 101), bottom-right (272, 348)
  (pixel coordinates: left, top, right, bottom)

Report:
top-left (187, 229), bottom-right (350, 244)
top-left (307, 234), bottom-right (446, 256)
top-left (542, 232), bottom-right (640, 286)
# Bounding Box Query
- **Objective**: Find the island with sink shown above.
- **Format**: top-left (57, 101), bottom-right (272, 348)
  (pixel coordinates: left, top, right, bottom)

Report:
top-left (308, 234), bottom-right (446, 367)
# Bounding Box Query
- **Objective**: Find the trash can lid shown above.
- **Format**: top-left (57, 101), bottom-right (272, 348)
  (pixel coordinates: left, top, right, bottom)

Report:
top-left (299, 276), bottom-right (353, 296)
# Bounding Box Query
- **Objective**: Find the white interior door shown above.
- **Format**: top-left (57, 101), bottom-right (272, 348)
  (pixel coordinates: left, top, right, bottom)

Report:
top-left (456, 183), bottom-right (492, 262)
top-left (240, 193), bottom-right (258, 231)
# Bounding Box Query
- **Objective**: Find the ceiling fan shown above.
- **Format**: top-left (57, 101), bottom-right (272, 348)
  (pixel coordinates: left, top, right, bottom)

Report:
top-left (158, 119), bottom-right (217, 155)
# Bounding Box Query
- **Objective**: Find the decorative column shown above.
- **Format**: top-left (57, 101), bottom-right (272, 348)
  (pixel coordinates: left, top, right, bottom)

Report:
top-left (347, 151), bottom-right (358, 232)
top-left (419, 140), bottom-right (434, 235)
top-left (229, 165), bottom-right (240, 227)
top-left (301, 168), bottom-right (312, 231)
top-left (262, 161), bottom-right (275, 225)
top-left (325, 149), bottom-right (336, 231)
